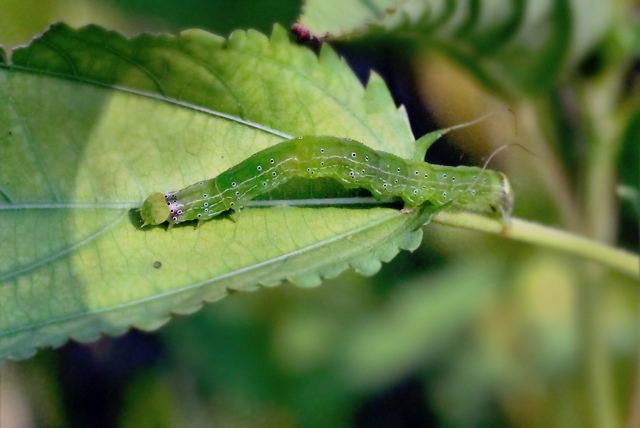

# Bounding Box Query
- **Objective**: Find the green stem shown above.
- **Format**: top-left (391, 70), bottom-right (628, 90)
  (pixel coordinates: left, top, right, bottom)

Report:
top-left (432, 211), bottom-right (639, 279)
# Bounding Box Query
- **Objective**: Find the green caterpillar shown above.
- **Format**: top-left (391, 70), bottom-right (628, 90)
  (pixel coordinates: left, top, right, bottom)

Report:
top-left (140, 136), bottom-right (513, 226)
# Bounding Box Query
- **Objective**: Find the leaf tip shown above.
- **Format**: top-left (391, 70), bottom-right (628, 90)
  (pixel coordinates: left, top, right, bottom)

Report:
top-left (270, 23), bottom-right (290, 43)
top-left (352, 257), bottom-right (383, 276)
top-left (260, 278), bottom-right (284, 288)
top-left (227, 28), bottom-right (249, 46)
top-left (246, 28), bottom-right (269, 43)
top-left (45, 21), bottom-right (73, 35)
top-left (414, 130), bottom-right (443, 159)
top-left (226, 27), bottom-right (269, 50)
top-left (180, 28), bottom-right (225, 44)
top-left (367, 70), bottom-right (386, 87)
top-left (318, 42), bottom-right (339, 64)
top-left (399, 228), bottom-right (423, 252)
top-left (290, 273), bottom-right (323, 288)
top-left (135, 316), bottom-right (172, 332)
top-left (364, 71), bottom-right (395, 113)
top-left (10, 21), bottom-right (70, 60)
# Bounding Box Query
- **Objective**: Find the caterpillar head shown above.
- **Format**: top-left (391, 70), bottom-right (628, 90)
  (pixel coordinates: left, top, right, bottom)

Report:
top-left (140, 192), bottom-right (170, 226)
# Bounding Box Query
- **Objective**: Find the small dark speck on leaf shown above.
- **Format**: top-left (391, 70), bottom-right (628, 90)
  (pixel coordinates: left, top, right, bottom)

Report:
top-left (153, 261), bottom-right (162, 269)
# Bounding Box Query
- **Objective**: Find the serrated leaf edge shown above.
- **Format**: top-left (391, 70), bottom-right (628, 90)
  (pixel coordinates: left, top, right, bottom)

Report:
top-left (2, 209), bottom-right (429, 360)
top-left (0, 23), bottom-right (419, 360)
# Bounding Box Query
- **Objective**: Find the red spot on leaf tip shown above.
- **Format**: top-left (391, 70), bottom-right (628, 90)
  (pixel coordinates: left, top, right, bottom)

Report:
top-left (291, 23), bottom-right (324, 44)
top-left (291, 23), bottom-right (311, 40)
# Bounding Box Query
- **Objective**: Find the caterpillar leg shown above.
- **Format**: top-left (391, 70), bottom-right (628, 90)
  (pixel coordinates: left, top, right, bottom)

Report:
top-left (228, 205), bottom-right (245, 223)
top-left (400, 195), bottom-right (420, 215)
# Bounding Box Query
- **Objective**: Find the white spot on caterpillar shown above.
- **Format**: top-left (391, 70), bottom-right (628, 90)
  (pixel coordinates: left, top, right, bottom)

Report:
top-left (351, 152), bottom-right (356, 158)
top-left (320, 148), bottom-right (325, 153)
top-left (257, 165), bottom-right (262, 171)
top-left (269, 158), bottom-right (275, 164)
top-left (442, 173), bottom-right (448, 179)
top-left (164, 192), bottom-right (184, 219)
top-left (235, 191), bottom-right (240, 196)
top-left (262, 181), bottom-right (268, 187)
top-left (414, 170), bottom-right (419, 175)
top-left (204, 202), bottom-right (209, 207)
top-left (413, 189), bottom-right (418, 195)
top-left (231, 182), bottom-right (237, 187)
top-left (203, 193), bottom-right (208, 198)
top-left (349, 170), bottom-right (355, 177)
top-left (365, 156), bottom-right (369, 161)
top-left (320, 161), bottom-right (325, 166)
top-left (272, 171), bottom-right (277, 176)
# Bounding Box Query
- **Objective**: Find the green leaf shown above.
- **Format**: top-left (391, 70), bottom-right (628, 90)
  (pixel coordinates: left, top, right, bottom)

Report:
top-left (413, 113), bottom-right (491, 159)
top-left (297, 0), bottom-right (612, 94)
top-left (0, 24), bottom-right (425, 360)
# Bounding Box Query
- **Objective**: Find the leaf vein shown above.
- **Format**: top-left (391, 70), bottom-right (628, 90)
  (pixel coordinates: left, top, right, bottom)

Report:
top-left (0, 211), bottom-right (126, 283)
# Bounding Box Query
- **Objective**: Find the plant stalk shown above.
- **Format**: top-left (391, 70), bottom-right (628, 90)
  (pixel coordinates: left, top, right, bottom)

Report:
top-left (431, 211), bottom-right (638, 279)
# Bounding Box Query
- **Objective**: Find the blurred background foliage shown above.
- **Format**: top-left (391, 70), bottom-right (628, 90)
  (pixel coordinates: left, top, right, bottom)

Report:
top-left (1, 1), bottom-right (638, 427)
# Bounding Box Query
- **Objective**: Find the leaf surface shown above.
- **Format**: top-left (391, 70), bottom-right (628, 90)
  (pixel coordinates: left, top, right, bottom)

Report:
top-left (0, 24), bottom-right (425, 360)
